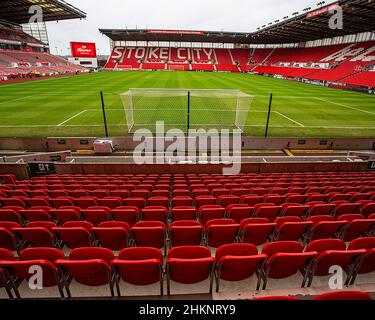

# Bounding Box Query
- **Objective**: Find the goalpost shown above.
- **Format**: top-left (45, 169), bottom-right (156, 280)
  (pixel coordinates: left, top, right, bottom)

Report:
top-left (168, 65), bottom-right (187, 71)
top-left (119, 88), bottom-right (254, 133)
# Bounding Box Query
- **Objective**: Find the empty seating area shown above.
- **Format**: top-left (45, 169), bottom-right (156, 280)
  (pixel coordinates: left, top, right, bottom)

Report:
top-left (0, 172), bottom-right (374, 299)
top-left (105, 41), bottom-right (375, 88)
top-left (0, 24), bottom-right (87, 81)
top-left (0, 24), bottom-right (43, 45)
top-left (0, 50), bottom-right (87, 80)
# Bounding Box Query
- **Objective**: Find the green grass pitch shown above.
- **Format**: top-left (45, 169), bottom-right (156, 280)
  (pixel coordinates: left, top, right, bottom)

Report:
top-left (0, 70), bottom-right (374, 138)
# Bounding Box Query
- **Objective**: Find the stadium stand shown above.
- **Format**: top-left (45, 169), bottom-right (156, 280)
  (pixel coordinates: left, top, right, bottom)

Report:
top-left (105, 41), bottom-right (375, 88)
top-left (0, 172), bottom-right (374, 298)
top-left (0, 23), bottom-right (88, 81)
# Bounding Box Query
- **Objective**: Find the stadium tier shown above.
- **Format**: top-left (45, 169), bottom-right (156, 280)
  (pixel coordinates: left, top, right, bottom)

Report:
top-left (0, 172), bottom-right (374, 298)
top-left (105, 41), bottom-right (375, 88)
top-left (0, 23), bottom-right (88, 81)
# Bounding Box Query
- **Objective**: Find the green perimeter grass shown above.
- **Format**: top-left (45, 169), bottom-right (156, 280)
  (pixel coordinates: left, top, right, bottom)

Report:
top-left (0, 71), bottom-right (374, 138)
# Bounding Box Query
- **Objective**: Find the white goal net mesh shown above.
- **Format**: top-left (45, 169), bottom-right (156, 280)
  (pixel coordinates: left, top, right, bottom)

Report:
top-left (119, 88), bottom-right (254, 133)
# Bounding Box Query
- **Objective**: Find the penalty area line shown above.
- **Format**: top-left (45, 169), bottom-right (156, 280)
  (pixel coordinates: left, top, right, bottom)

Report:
top-left (58, 110), bottom-right (88, 127)
top-left (274, 111), bottom-right (305, 127)
top-left (315, 97), bottom-right (375, 116)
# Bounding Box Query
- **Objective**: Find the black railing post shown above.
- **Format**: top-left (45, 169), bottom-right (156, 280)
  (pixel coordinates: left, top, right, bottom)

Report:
top-left (100, 91), bottom-right (109, 137)
top-left (265, 93), bottom-right (273, 138)
top-left (187, 91), bottom-right (191, 132)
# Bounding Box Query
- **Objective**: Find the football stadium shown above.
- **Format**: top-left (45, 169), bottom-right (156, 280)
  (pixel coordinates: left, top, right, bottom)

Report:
top-left (0, 0), bottom-right (375, 310)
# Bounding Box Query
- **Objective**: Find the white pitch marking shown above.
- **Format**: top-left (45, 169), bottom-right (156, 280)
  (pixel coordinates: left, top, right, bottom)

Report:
top-left (0, 95), bottom-right (36, 105)
top-left (57, 110), bottom-right (88, 126)
top-left (274, 111), bottom-right (305, 127)
top-left (315, 97), bottom-right (375, 115)
top-left (0, 124), bottom-right (374, 129)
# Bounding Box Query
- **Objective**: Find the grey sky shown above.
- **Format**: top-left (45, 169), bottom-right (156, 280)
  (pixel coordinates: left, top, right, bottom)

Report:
top-left (46, 0), bottom-right (336, 55)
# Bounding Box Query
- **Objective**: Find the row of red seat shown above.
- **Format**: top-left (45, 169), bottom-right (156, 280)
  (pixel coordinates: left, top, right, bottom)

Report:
top-left (1, 213), bottom-right (374, 255)
top-left (1, 188), bottom-right (375, 207)
top-left (2, 183), bottom-right (375, 196)
top-left (1, 237), bottom-right (374, 298)
top-left (1, 199), bottom-right (375, 224)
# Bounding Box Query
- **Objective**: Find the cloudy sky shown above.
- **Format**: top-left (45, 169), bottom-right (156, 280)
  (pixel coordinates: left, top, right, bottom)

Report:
top-left (46, 0), bottom-right (336, 55)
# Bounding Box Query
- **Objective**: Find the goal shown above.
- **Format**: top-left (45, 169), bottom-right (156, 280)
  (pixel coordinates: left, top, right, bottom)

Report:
top-left (119, 88), bottom-right (254, 133)
top-left (168, 65), bottom-right (187, 71)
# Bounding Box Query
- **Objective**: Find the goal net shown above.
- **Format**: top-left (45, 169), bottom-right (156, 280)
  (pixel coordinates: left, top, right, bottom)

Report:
top-left (119, 88), bottom-right (254, 133)
top-left (168, 65), bottom-right (187, 71)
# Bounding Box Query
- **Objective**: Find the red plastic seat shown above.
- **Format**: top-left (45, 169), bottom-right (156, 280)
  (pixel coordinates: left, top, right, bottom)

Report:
top-left (23, 197), bottom-right (49, 207)
top-left (52, 222), bottom-right (95, 249)
top-left (171, 196), bottom-right (193, 207)
top-left (308, 203), bottom-right (335, 217)
top-left (147, 197), bottom-right (169, 207)
top-left (215, 243), bottom-right (267, 292)
top-left (348, 237), bottom-right (375, 284)
top-left (334, 203), bottom-right (361, 217)
top-left (340, 217), bottom-right (375, 241)
top-left (50, 197), bottom-right (74, 208)
top-left (172, 189), bottom-right (190, 197)
top-left (0, 209), bottom-right (23, 224)
top-left (20, 209), bottom-right (52, 223)
top-left (131, 221), bottom-right (167, 254)
top-left (90, 190), bottom-right (110, 198)
top-left (205, 219), bottom-right (240, 248)
top-left (191, 189), bottom-right (210, 198)
top-left (169, 221), bottom-right (203, 248)
top-left (195, 196), bottom-right (216, 208)
top-left (198, 205), bottom-right (225, 225)
top-left (217, 195), bottom-right (240, 207)
top-left (50, 208), bottom-right (81, 225)
top-left (305, 220), bottom-right (346, 243)
top-left (111, 207), bottom-right (139, 226)
top-left (262, 194), bottom-right (285, 205)
top-left (254, 205), bottom-right (282, 222)
top-left (166, 246), bottom-right (215, 295)
top-left (211, 188), bottom-right (230, 197)
top-left (239, 218), bottom-right (276, 245)
top-left (0, 257), bottom-right (64, 298)
top-left (0, 198), bottom-right (26, 208)
top-left (359, 203), bottom-right (375, 218)
top-left (226, 204), bottom-right (253, 223)
top-left (281, 205), bottom-right (309, 218)
top-left (13, 225), bottom-right (57, 248)
top-left (307, 248), bottom-right (365, 287)
top-left (123, 197), bottom-right (146, 210)
top-left (92, 222), bottom-right (130, 250)
top-left (240, 195), bottom-right (262, 206)
top-left (111, 247), bottom-right (164, 296)
top-left (81, 209), bottom-right (111, 226)
top-left (272, 218), bottom-right (313, 241)
top-left (285, 194), bottom-right (307, 204)
top-left (110, 190), bottom-right (130, 198)
top-left (0, 226), bottom-right (20, 252)
top-left (56, 247), bottom-right (115, 297)
top-left (141, 206), bottom-right (168, 222)
top-left (98, 197), bottom-right (123, 209)
top-left (260, 241), bottom-right (317, 289)
top-left (170, 207), bottom-right (197, 221)
top-left (75, 197), bottom-right (98, 209)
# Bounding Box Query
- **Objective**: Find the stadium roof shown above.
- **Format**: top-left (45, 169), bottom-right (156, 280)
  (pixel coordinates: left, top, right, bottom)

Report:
top-left (100, 0), bottom-right (374, 45)
top-left (0, 0), bottom-right (86, 24)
